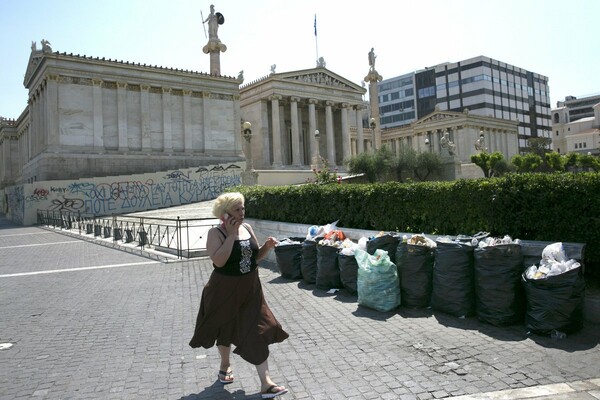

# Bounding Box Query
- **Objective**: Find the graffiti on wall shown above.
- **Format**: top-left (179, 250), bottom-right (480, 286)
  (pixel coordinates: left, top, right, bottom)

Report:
top-left (8, 162), bottom-right (242, 225)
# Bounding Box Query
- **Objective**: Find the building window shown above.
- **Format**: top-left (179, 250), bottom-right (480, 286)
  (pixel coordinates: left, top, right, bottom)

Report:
top-left (556, 130), bottom-right (559, 136)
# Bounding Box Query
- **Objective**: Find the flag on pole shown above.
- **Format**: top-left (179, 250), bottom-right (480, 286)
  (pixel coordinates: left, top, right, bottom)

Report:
top-left (314, 14), bottom-right (317, 36)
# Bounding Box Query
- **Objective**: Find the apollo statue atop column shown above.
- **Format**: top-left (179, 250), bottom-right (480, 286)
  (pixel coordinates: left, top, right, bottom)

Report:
top-left (368, 48), bottom-right (376, 72)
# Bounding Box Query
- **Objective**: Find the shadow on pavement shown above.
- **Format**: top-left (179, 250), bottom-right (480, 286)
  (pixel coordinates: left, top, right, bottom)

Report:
top-left (527, 327), bottom-right (600, 351)
top-left (178, 381), bottom-right (248, 399)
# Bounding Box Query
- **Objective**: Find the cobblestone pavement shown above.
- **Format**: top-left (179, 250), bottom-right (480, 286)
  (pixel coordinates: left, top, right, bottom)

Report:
top-left (1, 205), bottom-right (599, 400)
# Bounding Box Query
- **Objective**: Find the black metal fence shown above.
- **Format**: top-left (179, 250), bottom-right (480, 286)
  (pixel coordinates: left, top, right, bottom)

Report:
top-left (37, 209), bottom-right (217, 259)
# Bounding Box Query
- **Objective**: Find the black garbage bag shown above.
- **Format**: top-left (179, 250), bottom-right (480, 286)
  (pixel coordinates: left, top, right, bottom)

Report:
top-left (367, 233), bottom-right (400, 264)
top-left (338, 253), bottom-right (359, 295)
top-left (522, 266), bottom-right (585, 335)
top-left (316, 244), bottom-right (342, 290)
top-left (431, 240), bottom-right (476, 317)
top-left (301, 237), bottom-right (321, 284)
top-left (274, 237), bottom-right (305, 280)
top-left (474, 244), bottom-right (525, 326)
top-left (396, 242), bottom-right (435, 308)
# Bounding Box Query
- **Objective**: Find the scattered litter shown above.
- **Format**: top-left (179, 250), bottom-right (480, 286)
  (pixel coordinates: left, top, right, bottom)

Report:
top-left (0, 343), bottom-right (14, 350)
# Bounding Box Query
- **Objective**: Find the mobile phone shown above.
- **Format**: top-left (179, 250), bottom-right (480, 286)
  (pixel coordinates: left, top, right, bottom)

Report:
top-left (220, 212), bottom-right (230, 225)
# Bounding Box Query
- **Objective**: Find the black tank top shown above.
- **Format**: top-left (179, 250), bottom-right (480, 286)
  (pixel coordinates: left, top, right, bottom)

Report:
top-left (213, 224), bottom-right (259, 276)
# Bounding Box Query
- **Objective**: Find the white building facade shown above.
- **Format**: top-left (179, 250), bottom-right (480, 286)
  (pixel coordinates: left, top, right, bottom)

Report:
top-left (552, 102), bottom-right (600, 155)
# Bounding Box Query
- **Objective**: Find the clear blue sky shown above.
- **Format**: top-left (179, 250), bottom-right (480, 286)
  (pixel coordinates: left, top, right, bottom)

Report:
top-left (1, 0), bottom-right (599, 119)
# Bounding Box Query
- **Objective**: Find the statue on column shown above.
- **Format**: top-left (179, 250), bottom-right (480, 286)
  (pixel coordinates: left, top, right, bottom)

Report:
top-left (202, 4), bottom-right (227, 75)
top-left (368, 48), bottom-right (376, 72)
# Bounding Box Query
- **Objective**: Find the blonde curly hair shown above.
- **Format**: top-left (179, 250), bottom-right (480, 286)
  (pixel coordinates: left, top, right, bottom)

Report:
top-left (212, 192), bottom-right (245, 218)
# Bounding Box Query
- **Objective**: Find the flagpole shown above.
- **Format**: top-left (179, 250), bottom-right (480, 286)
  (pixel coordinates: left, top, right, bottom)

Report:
top-left (314, 14), bottom-right (319, 65)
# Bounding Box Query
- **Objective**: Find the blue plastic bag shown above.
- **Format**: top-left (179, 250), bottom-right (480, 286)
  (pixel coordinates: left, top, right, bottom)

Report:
top-left (355, 248), bottom-right (400, 312)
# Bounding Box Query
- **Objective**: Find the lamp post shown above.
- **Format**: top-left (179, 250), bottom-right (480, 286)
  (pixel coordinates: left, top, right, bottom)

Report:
top-left (424, 138), bottom-right (432, 153)
top-left (242, 121), bottom-right (253, 171)
top-left (370, 118), bottom-right (376, 151)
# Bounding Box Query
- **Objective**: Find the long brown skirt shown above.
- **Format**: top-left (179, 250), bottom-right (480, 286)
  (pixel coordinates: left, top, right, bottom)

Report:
top-left (189, 268), bottom-right (289, 365)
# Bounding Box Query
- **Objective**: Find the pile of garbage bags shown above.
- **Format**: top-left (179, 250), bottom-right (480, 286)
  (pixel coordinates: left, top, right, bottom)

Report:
top-left (273, 224), bottom-right (586, 337)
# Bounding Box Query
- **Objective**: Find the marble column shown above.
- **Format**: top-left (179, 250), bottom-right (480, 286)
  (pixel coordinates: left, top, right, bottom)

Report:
top-left (183, 89), bottom-right (192, 153)
top-left (43, 76), bottom-right (56, 148)
top-left (117, 81), bottom-right (128, 151)
top-left (341, 103), bottom-right (350, 162)
top-left (325, 101), bottom-right (335, 166)
top-left (269, 95), bottom-right (283, 167)
top-left (140, 84), bottom-right (151, 152)
top-left (162, 87), bottom-right (173, 152)
top-left (308, 98), bottom-right (318, 167)
top-left (201, 92), bottom-right (210, 153)
top-left (290, 96), bottom-right (301, 166)
top-left (92, 79), bottom-right (104, 149)
top-left (355, 105), bottom-right (364, 154)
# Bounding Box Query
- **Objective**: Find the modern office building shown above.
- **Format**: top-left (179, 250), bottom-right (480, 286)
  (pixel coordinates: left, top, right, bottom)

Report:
top-left (378, 56), bottom-right (551, 153)
top-left (555, 93), bottom-right (600, 123)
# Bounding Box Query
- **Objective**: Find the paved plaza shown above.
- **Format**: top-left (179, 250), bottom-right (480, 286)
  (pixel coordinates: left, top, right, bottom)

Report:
top-left (1, 202), bottom-right (600, 400)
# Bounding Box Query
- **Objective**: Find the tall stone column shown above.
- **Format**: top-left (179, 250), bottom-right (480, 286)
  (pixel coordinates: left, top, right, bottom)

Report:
top-left (355, 105), bottom-right (364, 154)
top-left (92, 79), bottom-right (104, 149)
top-left (183, 89), bottom-right (192, 153)
top-left (325, 101), bottom-right (335, 166)
top-left (27, 98), bottom-right (33, 158)
top-left (269, 95), bottom-right (283, 167)
top-left (162, 87), bottom-right (173, 152)
top-left (46, 74), bottom-right (59, 147)
top-left (364, 60), bottom-right (383, 151)
top-left (117, 81), bottom-right (128, 152)
top-left (201, 92), bottom-right (210, 153)
top-left (290, 96), bottom-right (301, 166)
top-left (308, 98), bottom-right (319, 168)
top-left (341, 103), bottom-right (350, 162)
top-left (140, 84), bottom-right (151, 152)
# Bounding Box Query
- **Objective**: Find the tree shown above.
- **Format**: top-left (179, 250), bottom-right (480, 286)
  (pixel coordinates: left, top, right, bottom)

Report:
top-left (527, 137), bottom-right (552, 157)
top-left (346, 152), bottom-right (377, 182)
top-left (470, 151), bottom-right (509, 177)
top-left (578, 153), bottom-right (600, 171)
top-left (392, 146), bottom-right (417, 182)
top-left (545, 151), bottom-right (565, 172)
top-left (511, 153), bottom-right (542, 173)
top-left (413, 151), bottom-right (443, 181)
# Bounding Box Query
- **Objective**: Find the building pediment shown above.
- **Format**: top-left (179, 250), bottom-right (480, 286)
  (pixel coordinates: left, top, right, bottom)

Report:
top-left (413, 110), bottom-right (464, 127)
top-left (275, 67), bottom-right (365, 93)
top-left (24, 40), bottom-right (54, 88)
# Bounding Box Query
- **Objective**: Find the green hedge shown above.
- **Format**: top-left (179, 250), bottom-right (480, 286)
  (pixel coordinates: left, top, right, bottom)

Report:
top-left (236, 172), bottom-right (600, 275)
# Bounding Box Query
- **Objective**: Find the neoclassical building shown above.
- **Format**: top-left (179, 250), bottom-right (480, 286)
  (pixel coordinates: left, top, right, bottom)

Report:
top-left (381, 107), bottom-right (520, 178)
top-left (239, 67), bottom-right (369, 170)
top-left (0, 41), bottom-right (244, 188)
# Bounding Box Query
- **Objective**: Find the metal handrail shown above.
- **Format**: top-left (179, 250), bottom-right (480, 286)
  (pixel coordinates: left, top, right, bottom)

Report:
top-left (36, 209), bottom-right (217, 259)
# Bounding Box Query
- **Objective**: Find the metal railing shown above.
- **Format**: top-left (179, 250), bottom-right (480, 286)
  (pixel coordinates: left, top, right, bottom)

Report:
top-left (37, 209), bottom-right (218, 259)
